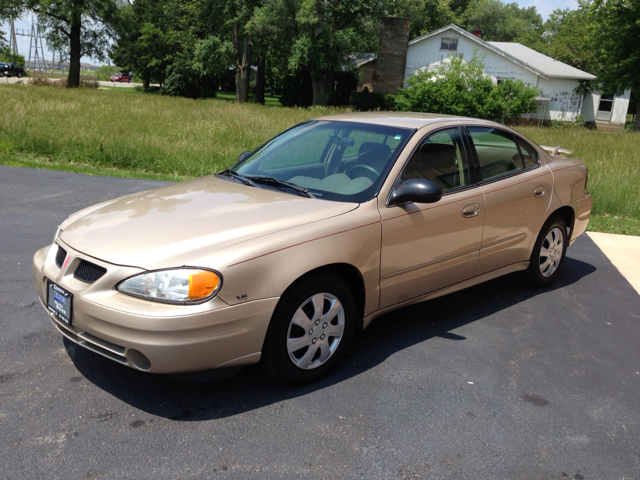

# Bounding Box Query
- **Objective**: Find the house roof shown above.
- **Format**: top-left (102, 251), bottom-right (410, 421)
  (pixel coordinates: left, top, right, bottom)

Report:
top-left (408, 24), bottom-right (596, 81)
top-left (487, 42), bottom-right (596, 80)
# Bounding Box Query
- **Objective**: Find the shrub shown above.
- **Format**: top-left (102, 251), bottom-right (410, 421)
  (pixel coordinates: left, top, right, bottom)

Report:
top-left (395, 52), bottom-right (540, 122)
top-left (350, 88), bottom-right (395, 111)
top-left (96, 65), bottom-right (118, 82)
top-left (163, 62), bottom-right (218, 99)
top-left (324, 90), bottom-right (343, 106)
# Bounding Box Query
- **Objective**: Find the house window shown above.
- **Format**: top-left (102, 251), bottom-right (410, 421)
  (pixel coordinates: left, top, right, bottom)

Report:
top-left (496, 77), bottom-right (514, 85)
top-left (440, 37), bottom-right (458, 51)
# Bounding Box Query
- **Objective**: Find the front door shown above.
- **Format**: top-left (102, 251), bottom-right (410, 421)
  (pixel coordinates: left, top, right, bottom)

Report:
top-left (596, 95), bottom-right (614, 122)
top-left (379, 127), bottom-right (485, 309)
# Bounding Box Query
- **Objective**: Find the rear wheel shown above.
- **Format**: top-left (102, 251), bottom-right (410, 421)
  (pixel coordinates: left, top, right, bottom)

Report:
top-left (260, 272), bottom-right (356, 385)
top-left (525, 216), bottom-right (568, 288)
top-left (17, 72), bottom-right (22, 78)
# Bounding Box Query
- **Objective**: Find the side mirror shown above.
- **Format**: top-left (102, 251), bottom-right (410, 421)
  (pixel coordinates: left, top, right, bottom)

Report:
top-left (388, 178), bottom-right (443, 206)
top-left (238, 151), bottom-right (251, 162)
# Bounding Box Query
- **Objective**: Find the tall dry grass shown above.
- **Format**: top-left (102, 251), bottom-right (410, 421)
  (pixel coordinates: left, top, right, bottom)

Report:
top-left (1, 85), bottom-right (638, 227)
top-left (0, 84), bottom-right (341, 178)
top-left (515, 126), bottom-right (640, 221)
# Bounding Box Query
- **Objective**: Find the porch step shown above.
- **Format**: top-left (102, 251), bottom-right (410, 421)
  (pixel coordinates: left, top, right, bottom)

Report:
top-left (595, 121), bottom-right (625, 132)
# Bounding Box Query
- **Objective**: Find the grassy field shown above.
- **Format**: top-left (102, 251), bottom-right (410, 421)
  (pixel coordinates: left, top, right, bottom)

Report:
top-left (516, 126), bottom-right (640, 235)
top-left (1, 84), bottom-right (638, 235)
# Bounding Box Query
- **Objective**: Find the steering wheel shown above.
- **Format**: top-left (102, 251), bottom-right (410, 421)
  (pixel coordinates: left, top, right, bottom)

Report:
top-left (345, 163), bottom-right (379, 181)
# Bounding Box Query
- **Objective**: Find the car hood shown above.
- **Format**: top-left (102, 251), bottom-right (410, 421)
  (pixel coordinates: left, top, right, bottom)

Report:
top-left (59, 175), bottom-right (358, 269)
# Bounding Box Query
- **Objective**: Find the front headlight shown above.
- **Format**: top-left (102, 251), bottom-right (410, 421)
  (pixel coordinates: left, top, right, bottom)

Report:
top-left (117, 268), bottom-right (222, 304)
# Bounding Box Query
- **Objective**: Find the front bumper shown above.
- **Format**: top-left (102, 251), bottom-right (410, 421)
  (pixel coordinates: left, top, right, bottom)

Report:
top-left (32, 241), bottom-right (279, 374)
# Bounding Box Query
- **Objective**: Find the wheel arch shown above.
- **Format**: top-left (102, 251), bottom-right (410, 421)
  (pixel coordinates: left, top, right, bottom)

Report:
top-left (279, 263), bottom-right (367, 330)
top-left (547, 205), bottom-right (575, 237)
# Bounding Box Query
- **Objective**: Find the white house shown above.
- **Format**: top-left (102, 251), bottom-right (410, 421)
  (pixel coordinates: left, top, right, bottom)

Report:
top-left (359, 22), bottom-right (630, 128)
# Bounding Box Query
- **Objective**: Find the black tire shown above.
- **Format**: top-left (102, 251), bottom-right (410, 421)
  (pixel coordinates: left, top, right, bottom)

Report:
top-left (260, 272), bottom-right (356, 385)
top-left (0, 72), bottom-right (4, 77)
top-left (525, 216), bottom-right (568, 288)
top-left (17, 72), bottom-right (21, 78)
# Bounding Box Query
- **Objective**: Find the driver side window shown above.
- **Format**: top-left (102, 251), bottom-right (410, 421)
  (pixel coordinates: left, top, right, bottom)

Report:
top-left (401, 128), bottom-right (470, 191)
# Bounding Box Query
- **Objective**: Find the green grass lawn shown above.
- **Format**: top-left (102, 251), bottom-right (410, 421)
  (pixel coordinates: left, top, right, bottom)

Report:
top-left (1, 83), bottom-right (638, 235)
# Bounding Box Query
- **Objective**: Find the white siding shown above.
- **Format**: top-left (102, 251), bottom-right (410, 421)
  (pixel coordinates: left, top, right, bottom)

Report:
top-left (535, 77), bottom-right (583, 122)
top-left (583, 92), bottom-right (600, 123)
top-left (405, 35), bottom-right (538, 86)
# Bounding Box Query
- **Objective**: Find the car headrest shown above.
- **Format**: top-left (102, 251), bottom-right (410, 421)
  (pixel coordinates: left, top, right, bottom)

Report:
top-left (357, 142), bottom-right (391, 171)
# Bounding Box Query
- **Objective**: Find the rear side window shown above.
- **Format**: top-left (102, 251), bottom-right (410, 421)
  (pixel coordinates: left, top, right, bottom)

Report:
top-left (516, 137), bottom-right (539, 167)
top-left (467, 127), bottom-right (524, 181)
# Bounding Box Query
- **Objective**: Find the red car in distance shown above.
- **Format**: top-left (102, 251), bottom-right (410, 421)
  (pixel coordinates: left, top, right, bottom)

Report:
top-left (110, 72), bottom-right (132, 83)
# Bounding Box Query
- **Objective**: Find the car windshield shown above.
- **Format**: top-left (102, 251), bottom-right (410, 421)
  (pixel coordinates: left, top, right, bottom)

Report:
top-left (228, 121), bottom-right (414, 203)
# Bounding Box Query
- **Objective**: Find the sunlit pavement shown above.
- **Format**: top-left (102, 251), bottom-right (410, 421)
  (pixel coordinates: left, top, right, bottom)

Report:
top-left (1, 165), bottom-right (639, 479)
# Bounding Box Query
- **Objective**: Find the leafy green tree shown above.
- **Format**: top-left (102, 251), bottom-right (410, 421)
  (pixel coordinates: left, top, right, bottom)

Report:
top-left (112, 0), bottom-right (205, 88)
top-left (519, 7), bottom-right (599, 75)
top-left (588, 0), bottom-right (640, 130)
top-left (250, 0), bottom-right (383, 106)
top-left (387, 0), bottom-right (460, 38)
top-left (0, 46), bottom-right (25, 65)
top-left (0, 0), bottom-right (121, 87)
top-left (463, 0), bottom-right (542, 42)
top-left (395, 52), bottom-right (539, 122)
top-left (200, 0), bottom-right (263, 103)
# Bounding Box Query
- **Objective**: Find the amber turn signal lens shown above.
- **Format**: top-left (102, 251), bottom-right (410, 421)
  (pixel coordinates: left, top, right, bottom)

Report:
top-left (188, 271), bottom-right (220, 300)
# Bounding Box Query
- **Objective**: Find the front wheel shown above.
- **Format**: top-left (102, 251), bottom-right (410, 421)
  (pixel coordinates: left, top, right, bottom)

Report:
top-left (17, 72), bottom-right (21, 78)
top-left (260, 272), bottom-right (356, 385)
top-left (525, 216), bottom-right (568, 288)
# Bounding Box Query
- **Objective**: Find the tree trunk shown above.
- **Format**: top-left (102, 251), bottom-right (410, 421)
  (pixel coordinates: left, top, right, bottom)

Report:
top-left (634, 92), bottom-right (640, 131)
top-left (310, 70), bottom-right (328, 107)
top-left (238, 33), bottom-right (252, 103)
top-left (232, 27), bottom-right (252, 103)
top-left (254, 55), bottom-right (265, 105)
top-left (66, 20), bottom-right (82, 88)
top-left (143, 78), bottom-right (150, 89)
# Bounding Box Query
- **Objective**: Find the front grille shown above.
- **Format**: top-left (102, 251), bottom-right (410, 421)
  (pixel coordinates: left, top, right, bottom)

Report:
top-left (55, 247), bottom-right (67, 268)
top-left (73, 260), bottom-right (107, 283)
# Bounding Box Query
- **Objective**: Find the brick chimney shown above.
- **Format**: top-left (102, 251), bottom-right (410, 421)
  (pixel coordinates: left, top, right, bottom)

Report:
top-left (374, 17), bottom-right (411, 94)
top-left (472, 27), bottom-right (483, 39)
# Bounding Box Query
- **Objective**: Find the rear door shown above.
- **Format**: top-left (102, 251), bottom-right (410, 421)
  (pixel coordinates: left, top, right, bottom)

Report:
top-left (464, 126), bottom-right (552, 276)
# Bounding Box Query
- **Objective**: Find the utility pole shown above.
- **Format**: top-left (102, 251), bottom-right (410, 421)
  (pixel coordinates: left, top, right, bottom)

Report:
top-left (9, 18), bottom-right (19, 55)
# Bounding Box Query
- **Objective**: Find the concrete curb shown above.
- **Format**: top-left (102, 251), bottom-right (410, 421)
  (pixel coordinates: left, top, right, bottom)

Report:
top-left (588, 231), bottom-right (640, 295)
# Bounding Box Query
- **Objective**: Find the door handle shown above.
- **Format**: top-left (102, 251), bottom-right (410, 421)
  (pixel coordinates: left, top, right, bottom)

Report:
top-left (534, 186), bottom-right (545, 197)
top-left (462, 204), bottom-right (480, 218)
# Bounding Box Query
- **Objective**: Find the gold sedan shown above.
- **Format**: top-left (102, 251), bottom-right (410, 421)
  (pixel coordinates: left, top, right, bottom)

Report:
top-left (32, 112), bottom-right (592, 385)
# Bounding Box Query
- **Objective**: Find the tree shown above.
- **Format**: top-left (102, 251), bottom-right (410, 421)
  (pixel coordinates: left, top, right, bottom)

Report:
top-left (200, 0), bottom-right (263, 103)
top-left (588, 0), bottom-right (640, 130)
top-left (0, 46), bottom-right (25, 65)
top-left (387, 0), bottom-right (460, 38)
top-left (395, 52), bottom-right (539, 122)
top-left (0, 0), bottom-right (121, 88)
top-left (463, 0), bottom-right (542, 42)
top-left (250, 0), bottom-right (383, 106)
top-left (518, 8), bottom-right (599, 75)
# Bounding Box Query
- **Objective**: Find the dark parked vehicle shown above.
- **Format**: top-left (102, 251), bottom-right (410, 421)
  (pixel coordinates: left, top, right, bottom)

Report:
top-left (0, 63), bottom-right (24, 78)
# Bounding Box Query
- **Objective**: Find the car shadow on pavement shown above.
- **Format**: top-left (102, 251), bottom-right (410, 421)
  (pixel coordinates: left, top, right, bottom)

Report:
top-left (65, 256), bottom-right (596, 421)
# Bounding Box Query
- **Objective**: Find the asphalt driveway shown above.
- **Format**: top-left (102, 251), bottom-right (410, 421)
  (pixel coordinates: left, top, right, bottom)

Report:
top-left (1, 165), bottom-right (638, 479)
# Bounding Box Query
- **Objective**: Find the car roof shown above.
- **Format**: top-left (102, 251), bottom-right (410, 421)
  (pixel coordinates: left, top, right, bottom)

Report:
top-left (312, 111), bottom-right (501, 130)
